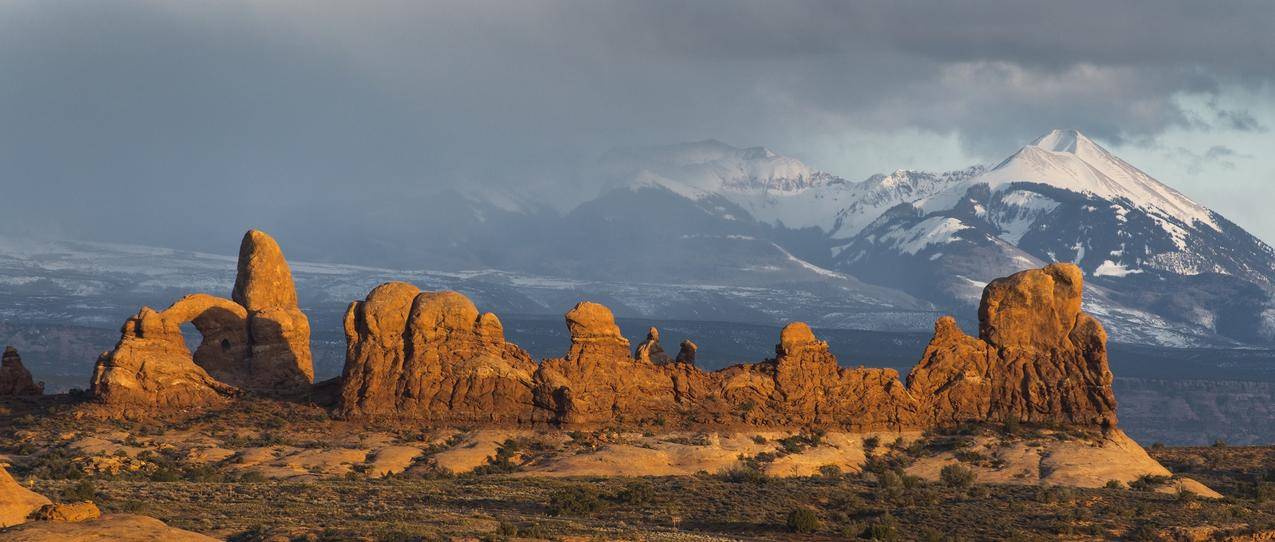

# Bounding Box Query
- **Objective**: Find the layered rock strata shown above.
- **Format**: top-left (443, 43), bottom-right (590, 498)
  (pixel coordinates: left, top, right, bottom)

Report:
top-left (91, 230), bottom-right (312, 409)
top-left (0, 347), bottom-right (43, 396)
top-left (338, 264), bottom-right (1117, 431)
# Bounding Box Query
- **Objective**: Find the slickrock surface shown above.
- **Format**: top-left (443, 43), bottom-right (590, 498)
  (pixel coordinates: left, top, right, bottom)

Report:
top-left (91, 230), bottom-right (312, 411)
top-left (339, 263), bottom-right (1117, 433)
top-left (0, 347), bottom-right (42, 396)
top-left (0, 514), bottom-right (218, 541)
top-left (0, 466), bottom-right (50, 528)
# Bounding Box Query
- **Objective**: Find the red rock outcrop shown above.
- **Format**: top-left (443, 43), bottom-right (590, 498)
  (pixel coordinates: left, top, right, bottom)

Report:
top-left (1, 465), bottom-right (52, 528)
top-left (90, 230), bottom-right (312, 410)
top-left (675, 340), bottom-right (697, 365)
top-left (0, 347), bottom-right (43, 396)
top-left (90, 306), bottom-right (239, 409)
top-left (339, 284), bottom-right (537, 421)
top-left (906, 263), bottom-right (1117, 428)
top-left (634, 327), bottom-right (673, 365)
top-left (336, 263), bottom-right (1118, 432)
top-left (232, 230), bottom-right (313, 392)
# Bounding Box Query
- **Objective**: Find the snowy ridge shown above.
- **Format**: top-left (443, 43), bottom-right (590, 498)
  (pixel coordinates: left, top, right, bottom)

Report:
top-left (979, 129), bottom-right (1218, 231)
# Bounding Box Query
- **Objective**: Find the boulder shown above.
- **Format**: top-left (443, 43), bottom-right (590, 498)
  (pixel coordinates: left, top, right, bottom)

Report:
top-left (906, 263), bottom-right (1118, 428)
top-left (0, 466), bottom-right (50, 528)
top-left (28, 501), bottom-right (101, 522)
top-left (339, 286), bottom-right (537, 421)
top-left (675, 340), bottom-right (697, 365)
top-left (634, 327), bottom-right (672, 364)
top-left (0, 347), bottom-right (43, 396)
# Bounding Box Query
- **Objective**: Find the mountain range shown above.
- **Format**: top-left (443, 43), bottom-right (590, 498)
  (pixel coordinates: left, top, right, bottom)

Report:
top-left (3, 130), bottom-right (1273, 352)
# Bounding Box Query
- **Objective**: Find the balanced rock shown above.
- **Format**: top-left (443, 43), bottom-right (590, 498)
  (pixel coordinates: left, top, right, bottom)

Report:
top-left (339, 285), bottom-right (537, 421)
top-left (634, 327), bottom-right (672, 364)
top-left (906, 263), bottom-right (1117, 428)
top-left (1, 465), bottom-right (50, 528)
top-left (0, 347), bottom-right (43, 396)
top-left (675, 340), bottom-right (697, 365)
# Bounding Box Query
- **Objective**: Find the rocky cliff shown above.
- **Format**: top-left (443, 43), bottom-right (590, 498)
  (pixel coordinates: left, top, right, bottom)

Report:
top-left (337, 263), bottom-right (1118, 431)
top-left (0, 347), bottom-right (42, 396)
top-left (90, 230), bottom-right (312, 410)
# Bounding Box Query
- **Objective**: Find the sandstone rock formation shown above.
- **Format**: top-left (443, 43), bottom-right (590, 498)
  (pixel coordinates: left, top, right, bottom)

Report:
top-left (675, 340), bottom-right (697, 365)
top-left (0, 466), bottom-right (50, 528)
top-left (339, 284), bottom-right (537, 421)
top-left (91, 230), bottom-right (312, 410)
top-left (232, 229), bottom-right (313, 392)
top-left (28, 501), bottom-right (101, 522)
top-left (336, 263), bottom-right (1117, 432)
top-left (90, 306), bottom-right (240, 409)
top-left (634, 327), bottom-right (673, 365)
top-left (0, 347), bottom-right (42, 396)
top-left (906, 263), bottom-right (1117, 428)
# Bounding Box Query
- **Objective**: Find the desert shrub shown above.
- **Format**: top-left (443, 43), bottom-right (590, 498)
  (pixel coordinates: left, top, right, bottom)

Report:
top-left (1254, 482), bottom-right (1275, 502)
top-left (1212, 439), bottom-right (1228, 448)
top-left (876, 469), bottom-right (902, 489)
top-left (786, 507), bottom-right (820, 533)
top-left (818, 464), bottom-right (843, 478)
top-left (717, 464), bottom-right (768, 484)
top-left (1002, 417), bottom-right (1021, 435)
top-left (751, 435), bottom-right (768, 444)
top-left (860, 521), bottom-right (899, 540)
top-left (1129, 474), bottom-right (1171, 491)
top-left (61, 479), bottom-right (97, 502)
top-left (614, 482), bottom-right (654, 505)
top-left (939, 464), bottom-right (976, 488)
top-left (496, 521), bottom-right (518, 536)
top-left (149, 468), bottom-right (181, 482)
top-left (1105, 479), bottom-right (1125, 489)
top-left (471, 438), bottom-right (523, 475)
top-left (547, 485), bottom-right (605, 516)
top-left (863, 436), bottom-right (880, 454)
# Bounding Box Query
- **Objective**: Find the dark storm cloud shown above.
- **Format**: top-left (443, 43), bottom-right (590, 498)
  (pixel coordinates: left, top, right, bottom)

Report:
top-left (1, 0), bottom-right (1273, 249)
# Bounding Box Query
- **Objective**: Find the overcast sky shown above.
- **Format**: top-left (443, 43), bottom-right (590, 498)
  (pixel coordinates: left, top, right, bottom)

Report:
top-left (2, 0), bottom-right (1273, 247)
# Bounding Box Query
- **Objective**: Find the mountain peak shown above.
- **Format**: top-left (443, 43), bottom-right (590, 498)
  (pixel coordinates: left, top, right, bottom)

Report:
top-left (1030, 129), bottom-right (1095, 154)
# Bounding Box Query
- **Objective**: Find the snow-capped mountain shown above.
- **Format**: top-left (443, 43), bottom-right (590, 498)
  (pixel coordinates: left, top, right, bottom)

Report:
top-left (832, 129), bottom-right (1275, 345)
top-left (4, 131), bottom-right (1272, 350)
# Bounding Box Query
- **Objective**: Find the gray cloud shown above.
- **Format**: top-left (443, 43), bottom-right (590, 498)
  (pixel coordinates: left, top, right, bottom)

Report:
top-left (1, 0), bottom-right (1273, 250)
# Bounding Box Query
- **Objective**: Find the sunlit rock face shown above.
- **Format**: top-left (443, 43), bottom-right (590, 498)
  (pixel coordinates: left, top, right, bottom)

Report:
top-left (90, 230), bottom-right (313, 411)
top-left (907, 263), bottom-right (1117, 428)
top-left (338, 263), bottom-right (1117, 433)
top-left (338, 286), bottom-right (538, 422)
